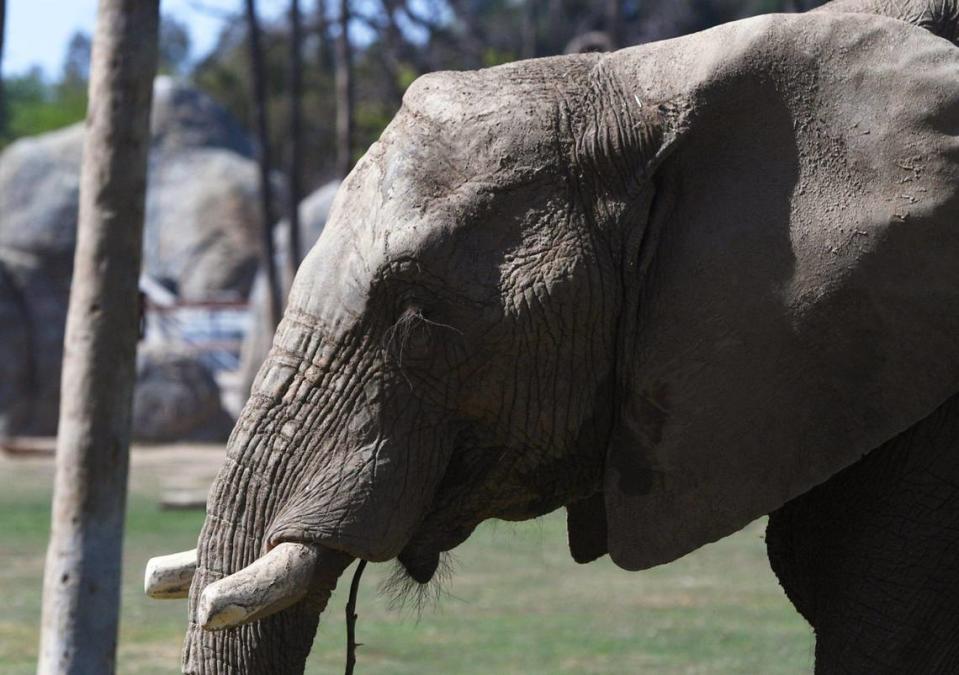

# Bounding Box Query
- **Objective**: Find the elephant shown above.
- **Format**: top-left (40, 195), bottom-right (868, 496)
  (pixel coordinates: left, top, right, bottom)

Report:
top-left (146, 2), bottom-right (959, 673)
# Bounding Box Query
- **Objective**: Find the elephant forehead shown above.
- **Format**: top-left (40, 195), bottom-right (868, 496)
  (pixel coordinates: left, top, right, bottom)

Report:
top-left (283, 58), bottom-right (607, 329)
top-left (389, 62), bottom-right (597, 190)
top-left (283, 147), bottom-right (492, 332)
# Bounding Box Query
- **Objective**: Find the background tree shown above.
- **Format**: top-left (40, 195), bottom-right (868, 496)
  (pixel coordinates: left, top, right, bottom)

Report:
top-left (2, 0), bottom-right (832, 186)
top-left (287, 0), bottom-right (304, 280)
top-left (159, 14), bottom-right (193, 74)
top-left (335, 0), bottom-right (354, 177)
top-left (606, 0), bottom-right (623, 49)
top-left (0, 0), bottom-right (7, 139)
top-left (57, 31), bottom-right (93, 121)
top-left (244, 0), bottom-right (283, 327)
top-left (37, 0), bottom-right (160, 672)
top-left (61, 32), bottom-right (92, 87)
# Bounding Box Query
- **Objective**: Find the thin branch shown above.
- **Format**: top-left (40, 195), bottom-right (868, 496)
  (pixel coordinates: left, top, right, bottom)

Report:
top-left (244, 0), bottom-right (283, 327)
top-left (185, 0), bottom-right (236, 20)
top-left (335, 0), bottom-right (355, 177)
top-left (344, 560), bottom-right (368, 675)
top-left (286, 0), bottom-right (304, 282)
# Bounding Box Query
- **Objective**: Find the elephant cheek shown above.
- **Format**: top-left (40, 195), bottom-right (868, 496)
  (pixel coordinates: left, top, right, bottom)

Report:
top-left (267, 428), bottom-right (454, 563)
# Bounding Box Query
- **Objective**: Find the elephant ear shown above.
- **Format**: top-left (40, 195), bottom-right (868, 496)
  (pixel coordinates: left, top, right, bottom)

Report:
top-left (600, 13), bottom-right (959, 571)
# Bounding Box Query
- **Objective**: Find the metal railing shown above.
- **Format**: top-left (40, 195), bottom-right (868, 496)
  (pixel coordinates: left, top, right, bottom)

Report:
top-left (143, 299), bottom-right (249, 374)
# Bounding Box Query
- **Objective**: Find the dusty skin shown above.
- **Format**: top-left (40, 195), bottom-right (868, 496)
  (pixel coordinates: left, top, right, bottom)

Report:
top-left (147, 2), bottom-right (959, 673)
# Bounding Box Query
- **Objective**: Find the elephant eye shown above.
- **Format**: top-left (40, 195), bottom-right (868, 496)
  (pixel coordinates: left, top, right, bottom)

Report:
top-left (384, 306), bottom-right (433, 364)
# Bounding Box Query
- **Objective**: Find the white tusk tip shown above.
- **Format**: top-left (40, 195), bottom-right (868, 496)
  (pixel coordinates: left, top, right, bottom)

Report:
top-left (144, 548), bottom-right (198, 599)
top-left (198, 595), bottom-right (250, 631)
top-left (196, 542), bottom-right (320, 631)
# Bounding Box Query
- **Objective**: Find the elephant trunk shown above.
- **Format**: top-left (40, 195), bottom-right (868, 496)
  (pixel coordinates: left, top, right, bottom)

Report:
top-left (181, 519), bottom-right (351, 674)
top-left (179, 299), bottom-right (447, 673)
top-left (180, 338), bottom-right (355, 674)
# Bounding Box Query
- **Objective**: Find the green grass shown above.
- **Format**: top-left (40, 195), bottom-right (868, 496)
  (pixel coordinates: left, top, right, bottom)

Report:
top-left (0, 452), bottom-right (814, 674)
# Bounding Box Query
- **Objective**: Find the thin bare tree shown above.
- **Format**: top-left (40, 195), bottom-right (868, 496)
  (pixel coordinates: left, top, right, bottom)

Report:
top-left (37, 1), bottom-right (159, 673)
top-left (245, 0), bottom-right (283, 328)
top-left (287, 0), bottom-right (304, 284)
top-left (606, 0), bottom-right (622, 49)
top-left (521, 0), bottom-right (537, 59)
top-left (0, 0), bottom-right (6, 137)
top-left (315, 0), bottom-right (332, 71)
top-left (335, 0), bottom-right (355, 178)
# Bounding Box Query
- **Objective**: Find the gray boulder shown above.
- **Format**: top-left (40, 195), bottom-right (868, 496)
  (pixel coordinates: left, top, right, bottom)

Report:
top-left (0, 260), bottom-right (32, 437)
top-left (0, 77), bottom-right (271, 437)
top-left (143, 148), bottom-right (266, 300)
top-left (0, 124), bottom-right (82, 436)
top-left (0, 124), bottom-right (83, 257)
top-left (132, 346), bottom-right (233, 443)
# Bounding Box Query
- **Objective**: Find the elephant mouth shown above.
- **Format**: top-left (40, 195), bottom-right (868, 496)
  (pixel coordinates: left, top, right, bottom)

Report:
top-left (397, 545), bottom-right (442, 584)
top-left (262, 519), bottom-right (445, 587)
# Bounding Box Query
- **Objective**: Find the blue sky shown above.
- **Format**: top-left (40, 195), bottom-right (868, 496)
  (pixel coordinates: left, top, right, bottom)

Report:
top-left (3, 0), bottom-right (293, 77)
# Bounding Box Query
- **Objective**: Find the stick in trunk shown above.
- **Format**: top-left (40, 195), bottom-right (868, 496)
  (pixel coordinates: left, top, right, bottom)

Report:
top-left (344, 559), bottom-right (367, 675)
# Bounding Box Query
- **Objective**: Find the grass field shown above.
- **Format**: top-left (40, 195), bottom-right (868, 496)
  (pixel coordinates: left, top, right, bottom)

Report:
top-left (0, 446), bottom-right (814, 674)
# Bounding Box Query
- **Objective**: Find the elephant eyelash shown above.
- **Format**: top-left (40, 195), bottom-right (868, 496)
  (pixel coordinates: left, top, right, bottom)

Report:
top-left (383, 307), bottom-right (462, 369)
top-left (383, 307), bottom-right (428, 368)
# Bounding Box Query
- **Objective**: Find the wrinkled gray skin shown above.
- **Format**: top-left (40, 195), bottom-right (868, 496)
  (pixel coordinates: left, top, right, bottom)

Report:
top-left (184, 3), bottom-right (959, 673)
top-left (815, 0), bottom-right (959, 44)
top-left (235, 181), bottom-right (342, 407)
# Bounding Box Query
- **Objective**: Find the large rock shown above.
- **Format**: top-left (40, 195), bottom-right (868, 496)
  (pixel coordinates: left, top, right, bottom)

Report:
top-left (144, 148), bottom-right (265, 299)
top-left (0, 124), bottom-right (83, 257)
top-left (0, 260), bottom-right (32, 437)
top-left (233, 181), bottom-right (341, 409)
top-left (132, 346), bottom-right (233, 443)
top-left (0, 77), bottom-right (272, 437)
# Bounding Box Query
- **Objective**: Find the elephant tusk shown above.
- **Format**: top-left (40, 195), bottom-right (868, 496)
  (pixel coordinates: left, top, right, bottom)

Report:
top-left (197, 542), bottom-right (320, 631)
top-left (144, 548), bottom-right (198, 599)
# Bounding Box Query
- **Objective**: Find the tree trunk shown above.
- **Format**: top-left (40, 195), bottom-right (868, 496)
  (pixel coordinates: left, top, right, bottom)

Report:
top-left (287, 0), bottom-right (304, 285)
top-left (521, 0), bottom-right (537, 59)
top-left (37, 1), bottom-right (159, 673)
top-left (605, 0), bottom-right (622, 50)
top-left (0, 0), bottom-right (6, 138)
top-left (245, 0), bottom-right (283, 328)
top-left (335, 0), bottom-right (354, 178)
top-left (315, 0), bottom-right (332, 71)
top-left (546, 0), bottom-right (566, 54)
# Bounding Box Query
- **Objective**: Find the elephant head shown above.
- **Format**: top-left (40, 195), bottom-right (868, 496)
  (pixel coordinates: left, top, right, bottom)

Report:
top-left (817, 0), bottom-right (959, 46)
top-left (148, 9), bottom-right (959, 674)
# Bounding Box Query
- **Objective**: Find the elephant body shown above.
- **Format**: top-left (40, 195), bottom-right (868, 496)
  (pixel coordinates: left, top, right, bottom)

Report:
top-left (768, 391), bottom-right (959, 673)
top-left (158, 4), bottom-right (959, 673)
